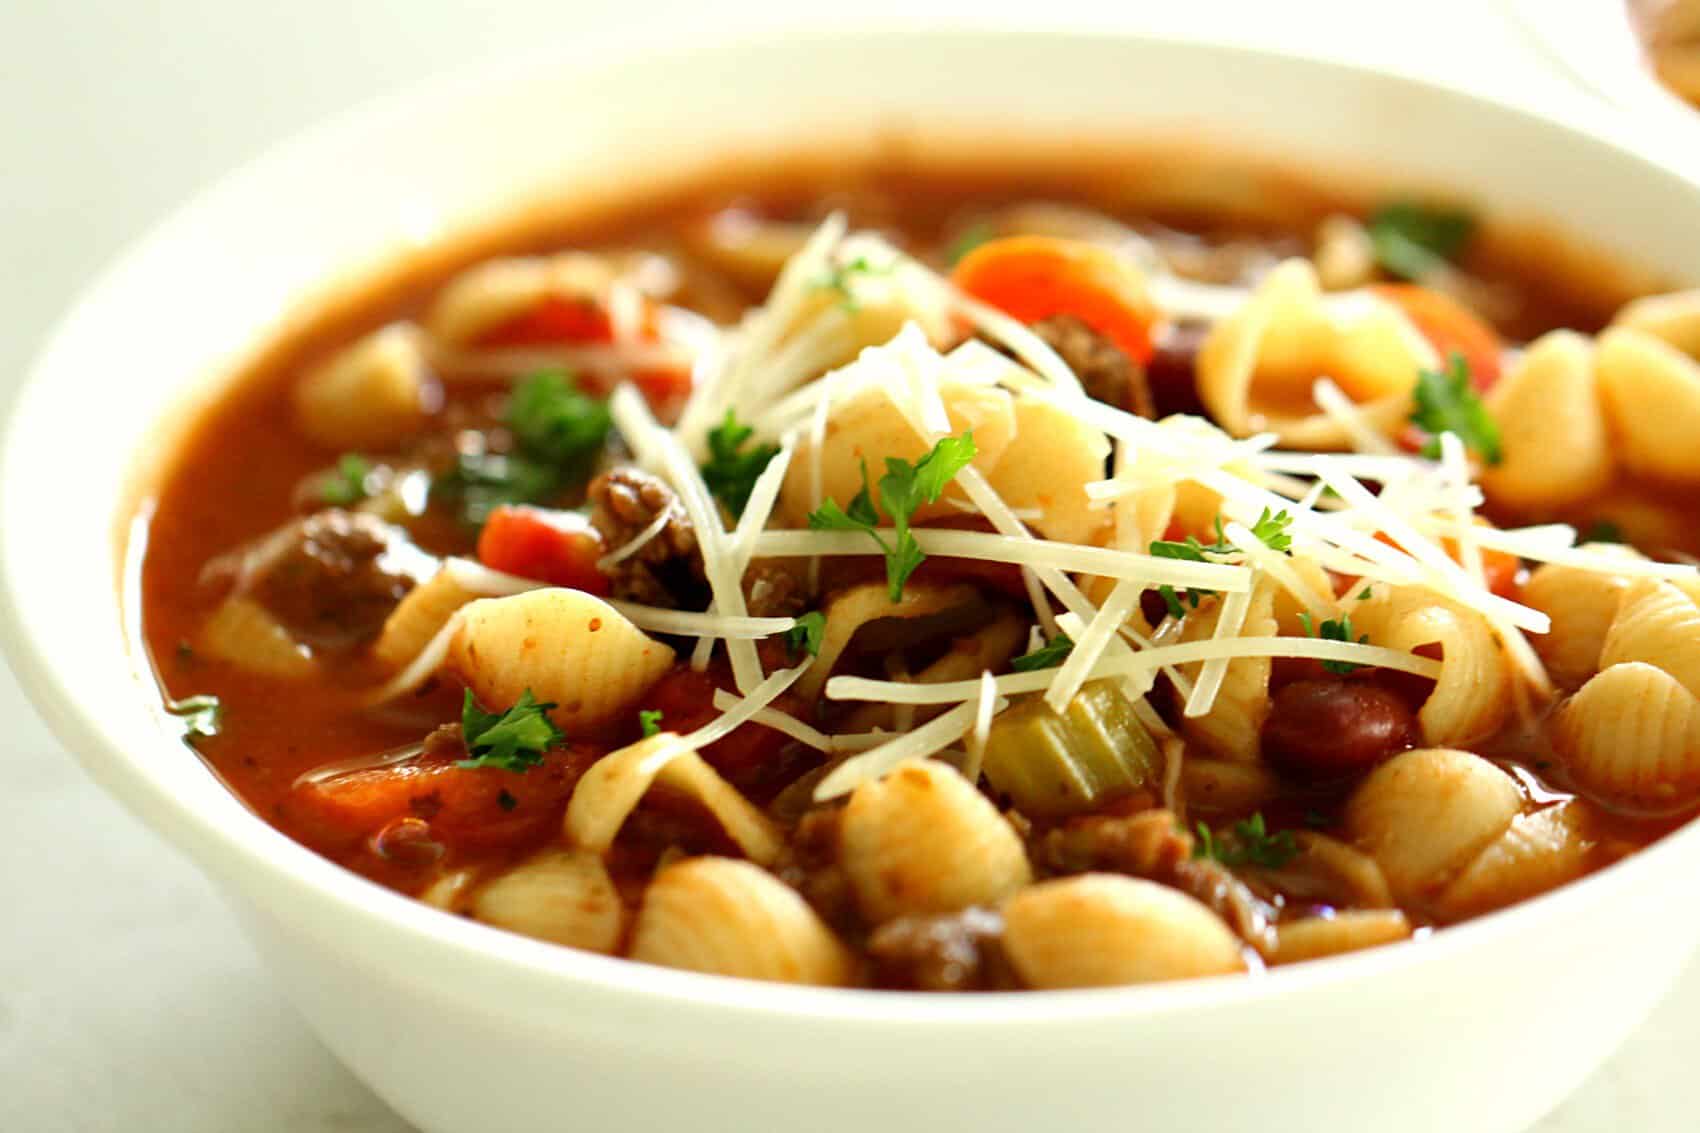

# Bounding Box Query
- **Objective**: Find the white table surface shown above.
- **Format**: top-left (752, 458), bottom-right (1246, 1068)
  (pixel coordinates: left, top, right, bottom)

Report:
top-left (3, 2), bottom-right (1697, 1129)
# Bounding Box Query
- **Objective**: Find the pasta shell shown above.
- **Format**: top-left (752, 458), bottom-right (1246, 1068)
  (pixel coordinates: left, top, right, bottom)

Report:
top-left (472, 849), bottom-right (624, 953)
top-left (628, 857), bottom-right (853, 986)
top-left (1177, 585), bottom-right (1277, 763)
top-left (1196, 258), bottom-right (1435, 449)
top-left (1343, 747), bottom-right (1523, 907)
top-left (1598, 580), bottom-right (1700, 700)
top-left (982, 395), bottom-right (1113, 545)
top-left (419, 868), bottom-right (479, 914)
top-left (1522, 546), bottom-right (1645, 691)
top-left (1271, 910), bottom-right (1411, 966)
top-left (796, 580), bottom-right (980, 700)
top-left (1481, 331), bottom-right (1612, 510)
top-left (425, 253), bottom-right (620, 347)
top-left (1613, 288), bottom-right (1700, 360)
top-left (1179, 758), bottom-right (1281, 816)
top-left (371, 566), bottom-right (475, 671)
top-left (840, 760), bottom-right (1032, 924)
top-left (1432, 800), bottom-right (1596, 922)
top-left (778, 379), bottom-right (1015, 531)
top-left (1002, 874), bottom-right (1245, 989)
top-left (447, 589), bottom-right (674, 732)
top-left (1346, 586), bottom-right (1509, 745)
top-left (1596, 325), bottom-right (1700, 483)
top-left (1554, 662), bottom-right (1700, 814)
top-left (292, 322), bottom-right (435, 450)
top-left (1311, 214), bottom-right (1376, 291)
top-left (198, 595), bottom-right (316, 679)
top-left (1251, 832), bottom-right (1395, 911)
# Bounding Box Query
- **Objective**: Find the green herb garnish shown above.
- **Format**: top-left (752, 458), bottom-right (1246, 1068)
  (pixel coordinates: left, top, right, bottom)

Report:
top-left (458, 689), bottom-right (563, 772)
top-left (807, 432), bottom-right (977, 601)
top-left (1583, 520), bottom-right (1625, 545)
top-left (1367, 200), bottom-right (1476, 281)
top-left (319, 453), bottom-right (373, 506)
top-left (638, 708), bottom-right (664, 738)
top-left (1299, 611), bottom-right (1371, 675)
top-left (166, 694), bottom-right (223, 747)
top-left (1410, 354), bottom-right (1502, 465)
top-left (814, 255), bottom-right (893, 312)
top-left (785, 610), bottom-right (826, 658)
top-left (701, 410), bottom-right (780, 516)
top-left (1194, 812), bottom-right (1298, 869)
top-left (945, 222), bottom-right (994, 266)
top-left (1011, 631), bottom-right (1075, 672)
top-left (432, 451), bottom-right (557, 527)
top-left (1148, 510), bottom-right (1293, 620)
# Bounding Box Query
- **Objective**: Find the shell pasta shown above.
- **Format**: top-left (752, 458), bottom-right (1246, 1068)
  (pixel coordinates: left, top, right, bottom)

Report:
top-left (138, 150), bottom-right (1700, 991)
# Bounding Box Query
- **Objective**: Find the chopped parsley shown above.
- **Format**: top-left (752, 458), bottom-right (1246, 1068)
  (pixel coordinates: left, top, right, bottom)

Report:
top-left (432, 370), bottom-right (611, 527)
top-left (1011, 631), bottom-right (1075, 672)
top-left (785, 610), bottom-right (827, 657)
top-left (165, 694), bottom-right (223, 748)
top-left (807, 432), bottom-right (977, 602)
top-left (458, 689), bottom-right (563, 772)
top-left (1367, 200), bottom-right (1476, 281)
top-left (813, 255), bottom-right (893, 312)
top-left (1299, 611), bottom-right (1371, 675)
top-left (1357, 585), bottom-right (1376, 601)
top-left (701, 410), bottom-right (780, 516)
top-left (638, 708), bottom-right (664, 738)
top-left (1149, 510), bottom-right (1293, 620)
top-left (319, 453), bottom-right (373, 506)
top-left (945, 221), bottom-right (994, 266)
top-left (1194, 812), bottom-right (1298, 870)
top-left (1583, 520), bottom-right (1625, 545)
top-left (1410, 354), bottom-right (1502, 465)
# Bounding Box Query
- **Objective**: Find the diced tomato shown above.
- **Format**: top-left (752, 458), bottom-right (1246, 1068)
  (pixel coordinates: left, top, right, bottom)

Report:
top-left (641, 665), bottom-right (806, 776)
top-left (476, 505), bottom-right (609, 594)
top-left (287, 743), bottom-right (602, 854)
top-left (479, 294), bottom-right (618, 348)
top-left (952, 236), bottom-right (1158, 364)
top-left (1372, 283), bottom-right (1504, 390)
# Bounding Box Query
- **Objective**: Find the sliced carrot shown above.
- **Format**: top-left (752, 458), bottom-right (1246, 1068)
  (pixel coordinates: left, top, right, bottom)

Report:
top-left (476, 505), bottom-right (610, 594)
top-left (288, 744), bottom-right (602, 854)
top-left (479, 294), bottom-right (618, 348)
top-left (951, 236), bottom-right (1158, 364)
top-left (1372, 283), bottom-right (1504, 390)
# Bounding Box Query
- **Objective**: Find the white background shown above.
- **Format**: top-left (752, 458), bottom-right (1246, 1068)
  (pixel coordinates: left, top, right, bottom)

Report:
top-left (3, 2), bottom-right (1698, 1130)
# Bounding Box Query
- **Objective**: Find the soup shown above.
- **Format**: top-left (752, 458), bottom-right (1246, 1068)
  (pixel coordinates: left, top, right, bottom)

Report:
top-left (137, 150), bottom-right (1700, 991)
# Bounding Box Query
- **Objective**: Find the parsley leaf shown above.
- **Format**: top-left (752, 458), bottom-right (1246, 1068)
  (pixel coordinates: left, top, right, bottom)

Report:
top-left (319, 453), bottom-right (373, 506)
top-left (166, 694), bottom-right (223, 748)
top-left (1367, 200), bottom-right (1476, 281)
top-left (432, 450), bottom-right (557, 527)
top-left (1148, 510), bottom-right (1293, 621)
top-left (1299, 611), bottom-right (1371, 675)
top-left (785, 610), bottom-right (826, 657)
top-left (458, 689), bottom-right (563, 772)
top-left (639, 708), bottom-right (664, 738)
top-left (1410, 354), bottom-right (1502, 465)
top-left (1194, 812), bottom-right (1298, 869)
top-left (1583, 520), bottom-right (1624, 545)
top-left (701, 410), bottom-right (781, 516)
top-left (807, 433), bottom-right (977, 602)
top-left (1011, 632), bottom-right (1075, 672)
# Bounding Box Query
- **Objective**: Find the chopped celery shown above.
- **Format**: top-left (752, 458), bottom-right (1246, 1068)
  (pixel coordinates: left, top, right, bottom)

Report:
top-left (980, 681), bottom-right (1160, 817)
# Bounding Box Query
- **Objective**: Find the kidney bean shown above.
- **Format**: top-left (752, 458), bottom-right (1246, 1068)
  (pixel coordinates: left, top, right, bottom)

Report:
top-left (1145, 319), bottom-right (1211, 418)
top-left (1262, 678), bottom-right (1419, 779)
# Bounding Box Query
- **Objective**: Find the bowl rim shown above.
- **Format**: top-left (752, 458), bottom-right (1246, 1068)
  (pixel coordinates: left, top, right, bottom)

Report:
top-left (1503, 0), bottom-right (1700, 127)
top-left (6, 20), bottom-right (1700, 1029)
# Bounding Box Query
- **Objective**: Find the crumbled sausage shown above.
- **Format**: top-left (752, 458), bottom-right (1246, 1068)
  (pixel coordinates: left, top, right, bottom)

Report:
top-left (1030, 314), bottom-right (1155, 418)
top-left (205, 509), bottom-right (425, 651)
top-left (743, 561), bottom-right (807, 619)
top-left (587, 466), bottom-right (706, 607)
top-left (1262, 678), bottom-right (1420, 779)
top-left (771, 806), bottom-right (856, 931)
top-left (866, 907), bottom-right (1011, 992)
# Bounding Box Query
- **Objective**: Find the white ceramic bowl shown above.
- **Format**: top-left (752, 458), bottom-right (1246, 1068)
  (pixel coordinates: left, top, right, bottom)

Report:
top-left (6, 26), bottom-right (1700, 1133)
top-left (1506, 0), bottom-right (1700, 130)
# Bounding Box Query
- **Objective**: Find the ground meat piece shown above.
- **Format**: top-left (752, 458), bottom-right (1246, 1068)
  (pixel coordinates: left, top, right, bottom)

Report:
top-left (1035, 806), bottom-right (1278, 958)
top-left (1030, 314), bottom-right (1154, 418)
top-left (207, 509), bottom-right (424, 651)
top-left (867, 907), bottom-right (1011, 992)
top-left (771, 806), bottom-right (856, 931)
top-left (743, 561), bottom-right (807, 619)
top-left (587, 465), bottom-right (706, 606)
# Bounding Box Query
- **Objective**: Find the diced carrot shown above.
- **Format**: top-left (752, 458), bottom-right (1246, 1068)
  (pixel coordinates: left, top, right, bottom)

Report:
top-left (641, 665), bottom-right (806, 776)
top-left (1372, 283), bottom-right (1504, 390)
top-left (476, 505), bottom-right (609, 594)
top-left (288, 744), bottom-right (602, 854)
top-left (479, 294), bottom-right (618, 348)
top-left (951, 236), bottom-right (1158, 364)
